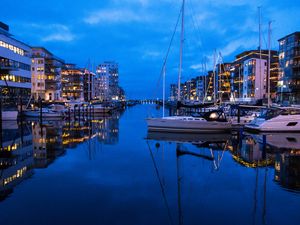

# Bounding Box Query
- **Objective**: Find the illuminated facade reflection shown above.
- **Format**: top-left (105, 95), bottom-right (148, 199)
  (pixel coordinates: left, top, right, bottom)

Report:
top-left (274, 151), bottom-right (300, 191)
top-left (0, 122), bottom-right (33, 201)
top-left (230, 134), bottom-right (274, 168)
top-left (0, 111), bottom-right (122, 201)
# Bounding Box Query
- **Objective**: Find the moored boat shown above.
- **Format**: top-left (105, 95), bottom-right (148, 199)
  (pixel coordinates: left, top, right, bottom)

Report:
top-left (245, 107), bottom-right (300, 132)
top-left (147, 110), bottom-right (232, 133)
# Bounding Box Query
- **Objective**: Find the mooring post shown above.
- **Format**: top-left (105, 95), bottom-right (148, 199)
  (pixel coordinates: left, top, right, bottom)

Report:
top-left (237, 106), bottom-right (241, 124)
top-left (74, 105), bottom-right (77, 121)
top-left (39, 96), bottom-right (42, 124)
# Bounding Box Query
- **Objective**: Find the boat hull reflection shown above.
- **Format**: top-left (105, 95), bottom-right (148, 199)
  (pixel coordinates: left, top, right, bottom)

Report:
top-left (147, 131), bottom-right (231, 144)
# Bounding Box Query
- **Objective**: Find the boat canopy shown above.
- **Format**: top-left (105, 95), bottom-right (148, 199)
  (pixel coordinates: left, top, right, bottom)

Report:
top-left (259, 107), bottom-right (300, 120)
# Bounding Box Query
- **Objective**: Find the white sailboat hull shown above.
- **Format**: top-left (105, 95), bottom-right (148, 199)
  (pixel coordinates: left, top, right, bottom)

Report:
top-left (147, 117), bottom-right (231, 133)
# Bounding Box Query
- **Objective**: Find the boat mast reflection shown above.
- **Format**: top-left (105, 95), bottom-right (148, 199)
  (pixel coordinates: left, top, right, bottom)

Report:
top-left (146, 131), bottom-right (230, 225)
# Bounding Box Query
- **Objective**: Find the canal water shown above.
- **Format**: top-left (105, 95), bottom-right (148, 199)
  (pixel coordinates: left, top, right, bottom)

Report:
top-left (0, 105), bottom-right (299, 225)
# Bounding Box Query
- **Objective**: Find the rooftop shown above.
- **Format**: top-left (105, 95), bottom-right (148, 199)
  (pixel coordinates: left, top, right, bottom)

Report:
top-left (278, 32), bottom-right (300, 41)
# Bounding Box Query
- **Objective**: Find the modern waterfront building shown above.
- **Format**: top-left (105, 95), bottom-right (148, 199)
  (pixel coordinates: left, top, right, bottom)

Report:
top-left (169, 84), bottom-right (177, 101)
top-left (277, 32), bottom-right (300, 104)
top-left (203, 71), bottom-right (215, 102)
top-left (0, 22), bottom-right (31, 107)
top-left (216, 63), bottom-right (232, 102)
top-left (96, 61), bottom-right (122, 101)
top-left (195, 75), bottom-right (207, 102)
top-left (61, 64), bottom-right (84, 101)
top-left (95, 66), bottom-right (109, 101)
top-left (230, 50), bottom-right (279, 103)
top-left (31, 47), bottom-right (64, 101)
top-left (170, 72), bottom-right (213, 102)
top-left (83, 69), bottom-right (96, 102)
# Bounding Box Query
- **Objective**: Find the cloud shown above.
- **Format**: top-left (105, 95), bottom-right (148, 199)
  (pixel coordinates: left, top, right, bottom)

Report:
top-left (190, 64), bottom-right (202, 70)
top-left (221, 36), bottom-right (258, 57)
top-left (26, 23), bottom-right (76, 42)
top-left (112, 0), bottom-right (150, 7)
top-left (142, 50), bottom-right (162, 59)
top-left (84, 9), bottom-right (152, 25)
top-left (42, 24), bottom-right (75, 42)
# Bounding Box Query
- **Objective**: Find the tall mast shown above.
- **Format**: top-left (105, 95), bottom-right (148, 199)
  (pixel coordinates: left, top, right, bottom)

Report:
top-left (162, 65), bottom-right (166, 117)
top-left (267, 21), bottom-right (272, 107)
top-left (213, 50), bottom-right (217, 102)
top-left (177, 0), bottom-right (185, 101)
top-left (258, 7), bottom-right (262, 100)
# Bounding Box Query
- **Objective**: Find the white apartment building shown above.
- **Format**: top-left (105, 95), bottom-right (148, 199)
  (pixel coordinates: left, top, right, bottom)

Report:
top-left (242, 58), bottom-right (267, 101)
top-left (0, 22), bottom-right (31, 107)
top-left (31, 47), bottom-right (64, 101)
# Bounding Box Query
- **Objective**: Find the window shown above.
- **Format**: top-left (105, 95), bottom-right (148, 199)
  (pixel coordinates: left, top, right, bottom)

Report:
top-left (0, 40), bottom-right (25, 55)
top-left (287, 122), bottom-right (298, 126)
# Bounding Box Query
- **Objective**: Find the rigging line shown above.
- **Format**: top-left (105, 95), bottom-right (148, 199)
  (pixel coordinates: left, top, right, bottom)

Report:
top-left (147, 141), bottom-right (175, 225)
top-left (151, 5), bottom-right (183, 101)
top-left (186, 0), bottom-right (204, 54)
top-left (218, 140), bottom-right (229, 168)
top-left (183, 2), bottom-right (204, 81)
top-left (209, 149), bottom-right (218, 170)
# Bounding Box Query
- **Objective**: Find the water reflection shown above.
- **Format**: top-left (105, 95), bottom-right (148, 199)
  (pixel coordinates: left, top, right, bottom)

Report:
top-left (147, 130), bottom-right (300, 193)
top-left (146, 130), bottom-right (300, 225)
top-left (0, 121), bottom-right (33, 201)
top-left (0, 106), bottom-right (299, 225)
top-left (0, 110), bottom-right (123, 201)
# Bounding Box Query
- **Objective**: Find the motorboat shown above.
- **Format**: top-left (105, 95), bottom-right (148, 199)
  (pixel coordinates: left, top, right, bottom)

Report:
top-left (23, 108), bottom-right (62, 118)
top-left (147, 110), bottom-right (232, 133)
top-left (245, 107), bottom-right (300, 132)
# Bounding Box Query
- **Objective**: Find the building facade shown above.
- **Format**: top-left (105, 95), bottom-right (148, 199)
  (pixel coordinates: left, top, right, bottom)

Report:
top-left (230, 50), bottom-right (278, 103)
top-left (61, 64), bottom-right (84, 101)
top-left (278, 32), bottom-right (300, 104)
top-left (216, 63), bottom-right (232, 102)
top-left (96, 61), bottom-right (120, 101)
top-left (31, 47), bottom-right (64, 101)
top-left (0, 22), bottom-right (31, 108)
top-left (83, 69), bottom-right (96, 102)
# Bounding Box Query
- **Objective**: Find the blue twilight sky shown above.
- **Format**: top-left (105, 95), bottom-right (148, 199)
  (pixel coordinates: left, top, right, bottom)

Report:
top-left (1, 0), bottom-right (299, 99)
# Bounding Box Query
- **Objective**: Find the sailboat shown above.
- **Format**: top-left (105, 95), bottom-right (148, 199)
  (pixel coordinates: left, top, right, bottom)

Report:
top-left (146, 0), bottom-right (231, 133)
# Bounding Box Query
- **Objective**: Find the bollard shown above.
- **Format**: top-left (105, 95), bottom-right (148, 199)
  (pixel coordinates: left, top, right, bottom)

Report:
top-left (237, 106), bottom-right (241, 124)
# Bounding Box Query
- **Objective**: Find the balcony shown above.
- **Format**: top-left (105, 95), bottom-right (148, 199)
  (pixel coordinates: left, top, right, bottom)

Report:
top-left (0, 64), bottom-right (18, 71)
